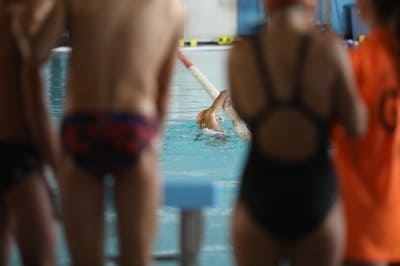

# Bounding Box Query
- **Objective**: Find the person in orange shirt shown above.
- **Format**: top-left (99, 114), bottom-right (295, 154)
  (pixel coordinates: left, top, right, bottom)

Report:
top-left (333, 1), bottom-right (400, 266)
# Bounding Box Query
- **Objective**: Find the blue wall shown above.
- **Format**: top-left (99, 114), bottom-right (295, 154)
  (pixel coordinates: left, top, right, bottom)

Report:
top-left (329, 0), bottom-right (355, 35)
top-left (237, 0), bottom-right (264, 35)
top-left (238, 0), bottom-right (357, 36)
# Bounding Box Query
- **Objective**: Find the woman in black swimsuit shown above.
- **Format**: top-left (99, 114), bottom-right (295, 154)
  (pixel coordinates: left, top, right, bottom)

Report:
top-left (229, 0), bottom-right (367, 265)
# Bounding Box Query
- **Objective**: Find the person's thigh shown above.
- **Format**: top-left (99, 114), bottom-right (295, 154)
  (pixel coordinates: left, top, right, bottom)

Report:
top-left (5, 173), bottom-right (57, 266)
top-left (0, 199), bottom-right (11, 266)
top-left (344, 261), bottom-right (387, 266)
top-left (231, 201), bottom-right (285, 266)
top-left (59, 157), bottom-right (105, 266)
top-left (291, 201), bottom-right (345, 266)
top-left (114, 147), bottom-right (160, 266)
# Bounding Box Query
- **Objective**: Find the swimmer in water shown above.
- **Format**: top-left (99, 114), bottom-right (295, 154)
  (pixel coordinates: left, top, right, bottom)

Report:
top-left (196, 90), bottom-right (228, 131)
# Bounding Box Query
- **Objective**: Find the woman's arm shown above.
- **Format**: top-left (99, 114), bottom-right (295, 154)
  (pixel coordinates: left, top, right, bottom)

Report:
top-left (332, 40), bottom-right (367, 138)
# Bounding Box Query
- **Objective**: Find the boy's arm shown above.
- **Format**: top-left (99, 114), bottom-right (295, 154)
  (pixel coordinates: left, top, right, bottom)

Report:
top-left (157, 45), bottom-right (177, 126)
top-left (21, 63), bottom-right (61, 175)
top-left (8, 0), bottom-right (64, 62)
top-left (26, 0), bottom-right (65, 64)
top-left (332, 40), bottom-right (367, 138)
top-left (16, 0), bottom-right (65, 175)
top-left (157, 10), bottom-right (185, 128)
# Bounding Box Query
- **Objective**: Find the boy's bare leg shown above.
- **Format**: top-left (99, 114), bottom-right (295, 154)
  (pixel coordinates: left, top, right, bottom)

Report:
top-left (60, 158), bottom-right (105, 266)
top-left (0, 201), bottom-right (11, 266)
top-left (344, 262), bottom-right (387, 266)
top-left (5, 174), bottom-right (57, 266)
top-left (114, 147), bottom-right (160, 266)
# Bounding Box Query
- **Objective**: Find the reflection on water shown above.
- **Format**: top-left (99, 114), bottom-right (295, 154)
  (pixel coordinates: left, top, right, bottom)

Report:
top-left (194, 129), bottom-right (233, 146)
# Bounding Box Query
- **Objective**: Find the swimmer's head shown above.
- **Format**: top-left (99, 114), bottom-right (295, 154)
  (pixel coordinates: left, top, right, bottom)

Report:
top-left (263, 0), bottom-right (316, 10)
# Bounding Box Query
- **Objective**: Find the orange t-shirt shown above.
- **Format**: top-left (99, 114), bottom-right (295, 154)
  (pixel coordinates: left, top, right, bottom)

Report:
top-left (333, 28), bottom-right (400, 261)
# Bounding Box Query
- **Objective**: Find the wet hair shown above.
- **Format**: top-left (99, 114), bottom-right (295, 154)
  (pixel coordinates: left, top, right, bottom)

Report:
top-left (371, 0), bottom-right (400, 37)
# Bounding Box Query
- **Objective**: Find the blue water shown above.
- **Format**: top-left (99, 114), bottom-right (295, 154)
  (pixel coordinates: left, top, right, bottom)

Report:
top-left (12, 49), bottom-right (248, 265)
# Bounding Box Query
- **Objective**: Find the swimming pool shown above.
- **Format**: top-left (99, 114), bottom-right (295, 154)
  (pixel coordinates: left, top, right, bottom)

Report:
top-left (12, 49), bottom-right (248, 265)
top-left (153, 49), bottom-right (248, 266)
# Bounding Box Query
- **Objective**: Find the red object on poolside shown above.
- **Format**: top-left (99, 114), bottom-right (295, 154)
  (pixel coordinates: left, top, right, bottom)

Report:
top-left (177, 50), bottom-right (193, 68)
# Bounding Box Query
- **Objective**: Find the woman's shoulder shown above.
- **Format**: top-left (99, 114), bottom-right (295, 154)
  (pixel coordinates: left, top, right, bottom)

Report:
top-left (309, 30), bottom-right (344, 51)
top-left (228, 37), bottom-right (255, 72)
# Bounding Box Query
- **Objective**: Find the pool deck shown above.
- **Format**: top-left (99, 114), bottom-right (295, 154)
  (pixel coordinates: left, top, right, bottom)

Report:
top-left (52, 45), bottom-right (231, 53)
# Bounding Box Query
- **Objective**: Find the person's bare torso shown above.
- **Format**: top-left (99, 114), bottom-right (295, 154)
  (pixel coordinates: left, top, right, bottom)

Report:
top-left (230, 25), bottom-right (351, 160)
top-left (0, 6), bottom-right (31, 142)
top-left (65, 0), bottom-right (184, 118)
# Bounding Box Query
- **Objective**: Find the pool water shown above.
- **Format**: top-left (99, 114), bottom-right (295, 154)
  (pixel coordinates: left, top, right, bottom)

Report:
top-left (13, 49), bottom-right (248, 265)
top-left (154, 49), bottom-right (248, 266)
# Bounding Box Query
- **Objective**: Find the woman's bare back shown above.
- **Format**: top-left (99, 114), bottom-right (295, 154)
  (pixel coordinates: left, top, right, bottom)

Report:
top-left (229, 26), bottom-right (365, 160)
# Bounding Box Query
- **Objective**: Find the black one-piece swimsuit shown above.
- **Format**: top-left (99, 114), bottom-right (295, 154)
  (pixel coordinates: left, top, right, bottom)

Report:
top-left (239, 34), bottom-right (338, 241)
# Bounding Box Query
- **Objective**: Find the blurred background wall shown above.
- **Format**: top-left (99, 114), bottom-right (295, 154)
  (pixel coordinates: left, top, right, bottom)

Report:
top-left (183, 0), bottom-right (238, 41)
top-left (182, 0), bottom-right (365, 40)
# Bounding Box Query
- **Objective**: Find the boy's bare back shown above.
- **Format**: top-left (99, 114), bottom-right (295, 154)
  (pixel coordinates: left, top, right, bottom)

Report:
top-left (66, 0), bottom-right (185, 118)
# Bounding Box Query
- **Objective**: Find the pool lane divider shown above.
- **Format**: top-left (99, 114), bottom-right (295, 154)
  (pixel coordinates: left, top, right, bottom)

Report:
top-left (176, 50), bottom-right (251, 143)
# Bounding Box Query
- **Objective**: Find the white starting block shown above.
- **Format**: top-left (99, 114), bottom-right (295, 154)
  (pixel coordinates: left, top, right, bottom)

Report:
top-left (156, 181), bottom-right (220, 266)
top-left (108, 180), bottom-right (220, 266)
top-left (164, 181), bottom-right (219, 209)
